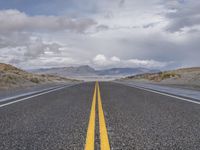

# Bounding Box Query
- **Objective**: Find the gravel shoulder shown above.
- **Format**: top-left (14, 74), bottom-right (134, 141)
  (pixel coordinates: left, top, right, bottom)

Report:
top-left (0, 81), bottom-right (80, 101)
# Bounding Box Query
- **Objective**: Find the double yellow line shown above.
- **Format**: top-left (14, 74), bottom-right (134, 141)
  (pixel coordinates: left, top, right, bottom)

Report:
top-left (85, 82), bottom-right (110, 150)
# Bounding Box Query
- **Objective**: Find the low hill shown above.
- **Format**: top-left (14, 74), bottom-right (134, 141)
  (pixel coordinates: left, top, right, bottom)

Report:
top-left (123, 67), bottom-right (200, 89)
top-left (0, 63), bottom-right (76, 89)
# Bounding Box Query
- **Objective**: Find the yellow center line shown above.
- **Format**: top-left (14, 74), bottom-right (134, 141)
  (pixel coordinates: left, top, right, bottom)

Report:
top-left (97, 82), bottom-right (111, 150)
top-left (84, 81), bottom-right (110, 150)
top-left (85, 82), bottom-right (97, 150)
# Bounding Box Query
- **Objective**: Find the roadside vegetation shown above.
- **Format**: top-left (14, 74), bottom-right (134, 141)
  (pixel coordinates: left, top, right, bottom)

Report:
top-left (124, 67), bottom-right (200, 90)
top-left (127, 71), bottom-right (181, 82)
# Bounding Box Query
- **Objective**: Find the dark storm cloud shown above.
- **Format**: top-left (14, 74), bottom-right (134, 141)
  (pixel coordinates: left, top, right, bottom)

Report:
top-left (96, 25), bottom-right (109, 31)
top-left (163, 0), bottom-right (200, 32)
top-left (24, 39), bottom-right (62, 58)
top-left (119, 0), bottom-right (126, 7)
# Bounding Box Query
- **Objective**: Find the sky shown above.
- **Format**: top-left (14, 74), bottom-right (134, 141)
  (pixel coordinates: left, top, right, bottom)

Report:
top-left (0, 0), bottom-right (199, 70)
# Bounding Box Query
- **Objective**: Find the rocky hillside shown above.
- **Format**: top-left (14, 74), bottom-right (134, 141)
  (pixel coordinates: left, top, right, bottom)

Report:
top-left (0, 63), bottom-right (76, 89)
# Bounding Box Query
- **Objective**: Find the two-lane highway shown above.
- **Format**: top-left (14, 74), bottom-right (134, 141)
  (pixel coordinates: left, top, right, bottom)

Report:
top-left (0, 82), bottom-right (200, 149)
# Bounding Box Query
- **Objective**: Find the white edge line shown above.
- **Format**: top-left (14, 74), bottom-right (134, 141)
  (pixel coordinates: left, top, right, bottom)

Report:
top-left (115, 82), bottom-right (200, 105)
top-left (0, 83), bottom-right (79, 108)
top-left (0, 85), bottom-right (62, 102)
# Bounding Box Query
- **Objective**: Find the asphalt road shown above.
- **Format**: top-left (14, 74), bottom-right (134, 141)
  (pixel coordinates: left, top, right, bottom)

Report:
top-left (0, 82), bottom-right (200, 150)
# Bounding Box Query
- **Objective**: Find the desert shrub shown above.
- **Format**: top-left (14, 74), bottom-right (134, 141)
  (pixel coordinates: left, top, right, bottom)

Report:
top-left (2, 75), bottom-right (18, 84)
top-left (30, 77), bottom-right (40, 83)
top-left (161, 72), bottom-right (176, 80)
top-left (41, 74), bottom-right (46, 77)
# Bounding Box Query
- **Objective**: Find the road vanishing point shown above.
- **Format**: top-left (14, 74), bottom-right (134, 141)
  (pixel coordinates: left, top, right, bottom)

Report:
top-left (0, 82), bottom-right (200, 149)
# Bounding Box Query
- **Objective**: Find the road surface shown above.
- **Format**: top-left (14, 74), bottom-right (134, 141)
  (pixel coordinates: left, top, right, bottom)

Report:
top-left (0, 82), bottom-right (200, 150)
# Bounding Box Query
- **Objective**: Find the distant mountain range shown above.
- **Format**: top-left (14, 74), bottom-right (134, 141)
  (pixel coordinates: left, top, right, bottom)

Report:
top-left (30, 65), bottom-right (159, 78)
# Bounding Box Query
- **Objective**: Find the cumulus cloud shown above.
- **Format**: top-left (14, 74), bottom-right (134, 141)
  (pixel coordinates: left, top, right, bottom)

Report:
top-left (92, 54), bottom-right (168, 69)
top-left (111, 56), bottom-right (120, 62)
top-left (0, 9), bottom-right (96, 33)
top-left (93, 54), bottom-right (107, 65)
top-left (126, 59), bottom-right (167, 68)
